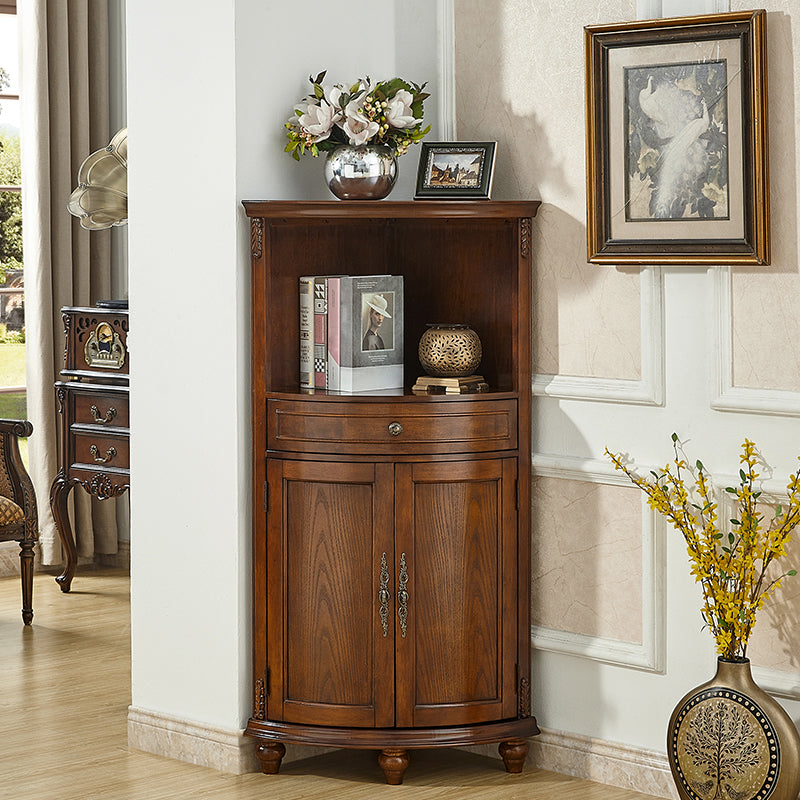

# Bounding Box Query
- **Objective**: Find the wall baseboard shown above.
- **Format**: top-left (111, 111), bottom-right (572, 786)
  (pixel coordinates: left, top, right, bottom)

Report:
top-left (128, 707), bottom-right (256, 774)
top-left (127, 706), bottom-right (330, 775)
top-left (531, 728), bottom-right (677, 799)
top-left (465, 727), bottom-right (677, 799)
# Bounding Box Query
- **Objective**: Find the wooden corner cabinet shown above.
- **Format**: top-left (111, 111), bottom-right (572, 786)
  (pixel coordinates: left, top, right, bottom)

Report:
top-left (244, 200), bottom-right (540, 785)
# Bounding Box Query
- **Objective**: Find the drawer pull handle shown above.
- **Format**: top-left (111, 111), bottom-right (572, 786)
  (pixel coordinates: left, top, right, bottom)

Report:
top-left (388, 422), bottom-right (403, 437)
top-left (397, 552), bottom-right (409, 638)
top-left (90, 445), bottom-right (117, 464)
top-left (379, 552), bottom-right (391, 638)
top-left (90, 405), bottom-right (117, 424)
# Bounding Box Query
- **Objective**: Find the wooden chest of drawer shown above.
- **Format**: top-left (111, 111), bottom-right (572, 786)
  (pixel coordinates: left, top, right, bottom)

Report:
top-left (268, 398), bottom-right (518, 455)
top-left (51, 304), bottom-right (131, 592)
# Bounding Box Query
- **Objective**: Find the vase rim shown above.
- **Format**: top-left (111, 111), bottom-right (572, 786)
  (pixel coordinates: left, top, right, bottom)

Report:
top-left (718, 656), bottom-right (750, 664)
top-left (425, 323), bottom-right (471, 328)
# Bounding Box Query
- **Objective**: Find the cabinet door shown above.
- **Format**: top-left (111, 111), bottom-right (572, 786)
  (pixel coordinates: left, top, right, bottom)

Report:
top-left (266, 459), bottom-right (395, 728)
top-left (394, 458), bottom-right (519, 727)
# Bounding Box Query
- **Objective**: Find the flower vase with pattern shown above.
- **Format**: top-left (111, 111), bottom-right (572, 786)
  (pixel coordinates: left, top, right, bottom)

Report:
top-left (668, 657), bottom-right (800, 800)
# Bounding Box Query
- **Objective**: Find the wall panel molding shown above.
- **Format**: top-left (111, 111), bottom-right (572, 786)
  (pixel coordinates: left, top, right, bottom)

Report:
top-left (711, 268), bottom-right (800, 417)
top-left (531, 456), bottom-right (666, 672)
top-left (533, 269), bottom-right (664, 406)
top-left (437, 0), bottom-right (456, 140)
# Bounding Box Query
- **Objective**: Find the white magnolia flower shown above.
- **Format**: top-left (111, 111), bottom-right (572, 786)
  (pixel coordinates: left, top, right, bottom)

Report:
top-left (324, 85), bottom-right (343, 108)
top-left (342, 98), bottom-right (379, 146)
top-left (384, 89), bottom-right (420, 129)
top-left (297, 99), bottom-right (341, 143)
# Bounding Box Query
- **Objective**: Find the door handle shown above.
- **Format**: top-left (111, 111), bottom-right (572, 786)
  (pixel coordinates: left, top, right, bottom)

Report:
top-left (397, 552), bottom-right (409, 638)
top-left (379, 552), bottom-right (390, 637)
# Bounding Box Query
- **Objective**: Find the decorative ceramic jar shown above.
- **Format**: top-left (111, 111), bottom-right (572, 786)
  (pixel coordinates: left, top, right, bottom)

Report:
top-left (324, 144), bottom-right (397, 200)
top-left (668, 657), bottom-right (800, 800)
top-left (418, 324), bottom-right (482, 378)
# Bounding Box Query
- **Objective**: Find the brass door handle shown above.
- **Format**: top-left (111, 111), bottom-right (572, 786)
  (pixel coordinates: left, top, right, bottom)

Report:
top-left (388, 422), bottom-right (403, 436)
top-left (90, 405), bottom-right (117, 424)
top-left (379, 553), bottom-right (390, 637)
top-left (90, 445), bottom-right (116, 464)
top-left (397, 552), bottom-right (409, 638)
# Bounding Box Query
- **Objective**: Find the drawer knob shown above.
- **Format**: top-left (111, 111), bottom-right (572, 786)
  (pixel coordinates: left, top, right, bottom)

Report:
top-left (388, 422), bottom-right (403, 437)
top-left (90, 444), bottom-right (117, 464)
top-left (90, 405), bottom-right (117, 425)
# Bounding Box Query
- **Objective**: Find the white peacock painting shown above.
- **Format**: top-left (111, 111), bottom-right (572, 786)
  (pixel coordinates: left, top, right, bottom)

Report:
top-left (625, 61), bottom-right (729, 221)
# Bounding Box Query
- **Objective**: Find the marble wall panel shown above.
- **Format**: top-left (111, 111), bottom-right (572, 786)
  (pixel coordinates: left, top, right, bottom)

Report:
top-left (730, 2), bottom-right (800, 393)
top-left (454, 0), bottom-right (642, 381)
top-left (531, 476), bottom-right (643, 643)
top-left (742, 497), bottom-right (800, 673)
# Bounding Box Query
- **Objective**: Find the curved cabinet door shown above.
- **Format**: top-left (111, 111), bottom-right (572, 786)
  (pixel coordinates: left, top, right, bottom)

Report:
top-left (394, 458), bottom-right (519, 728)
top-left (266, 459), bottom-right (395, 728)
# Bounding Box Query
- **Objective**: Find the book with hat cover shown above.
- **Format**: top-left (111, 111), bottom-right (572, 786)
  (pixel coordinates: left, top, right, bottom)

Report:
top-left (329, 274), bottom-right (404, 393)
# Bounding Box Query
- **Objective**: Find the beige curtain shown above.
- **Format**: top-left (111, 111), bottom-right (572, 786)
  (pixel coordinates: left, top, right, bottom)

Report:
top-left (20, 1), bottom-right (120, 566)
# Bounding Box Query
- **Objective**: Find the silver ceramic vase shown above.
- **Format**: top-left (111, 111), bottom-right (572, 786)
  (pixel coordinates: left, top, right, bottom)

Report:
top-left (324, 144), bottom-right (397, 200)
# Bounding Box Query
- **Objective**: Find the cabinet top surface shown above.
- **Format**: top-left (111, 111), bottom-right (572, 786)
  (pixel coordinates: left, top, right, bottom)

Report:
top-left (62, 306), bottom-right (129, 316)
top-left (242, 199), bottom-right (541, 220)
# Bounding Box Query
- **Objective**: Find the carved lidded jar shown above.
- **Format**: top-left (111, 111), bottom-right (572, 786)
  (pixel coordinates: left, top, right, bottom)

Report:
top-left (418, 324), bottom-right (482, 378)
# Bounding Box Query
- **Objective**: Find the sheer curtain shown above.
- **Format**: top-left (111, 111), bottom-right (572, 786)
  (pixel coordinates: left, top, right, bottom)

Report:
top-left (20, 0), bottom-right (120, 566)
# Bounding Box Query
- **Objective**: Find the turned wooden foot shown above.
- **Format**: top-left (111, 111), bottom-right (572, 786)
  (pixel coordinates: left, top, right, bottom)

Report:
top-left (499, 738), bottom-right (529, 773)
top-left (255, 741), bottom-right (286, 774)
top-left (378, 748), bottom-right (410, 785)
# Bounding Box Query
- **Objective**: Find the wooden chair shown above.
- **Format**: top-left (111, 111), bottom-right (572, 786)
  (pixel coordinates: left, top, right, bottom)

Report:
top-left (0, 419), bottom-right (37, 624)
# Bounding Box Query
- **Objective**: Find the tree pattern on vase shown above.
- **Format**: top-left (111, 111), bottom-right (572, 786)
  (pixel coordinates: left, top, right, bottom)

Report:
top-left (674, 690), bottom-right (778, 800)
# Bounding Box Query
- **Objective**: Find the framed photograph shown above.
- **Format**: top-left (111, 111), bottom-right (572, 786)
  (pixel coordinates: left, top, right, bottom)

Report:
top-left (585, 10), bottom-right (769, 265)
top-left (415, 141), bottom-right (496, 199)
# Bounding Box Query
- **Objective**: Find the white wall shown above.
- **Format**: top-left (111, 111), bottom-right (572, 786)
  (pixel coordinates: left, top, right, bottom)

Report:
top-left (126, 0), bottom-right (444, 760)
top-left (455, 0), bottom-right (800, 793)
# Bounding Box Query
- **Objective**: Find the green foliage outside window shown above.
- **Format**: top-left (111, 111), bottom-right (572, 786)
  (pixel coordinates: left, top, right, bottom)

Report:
top-left (0, 134), bottom-right (22, 284)
top-left (0, 66), bottom-right (23, 284)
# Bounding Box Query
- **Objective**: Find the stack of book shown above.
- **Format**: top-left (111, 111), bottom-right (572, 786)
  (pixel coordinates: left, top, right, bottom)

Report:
top-left (300, 274), bottom-right (404, 393)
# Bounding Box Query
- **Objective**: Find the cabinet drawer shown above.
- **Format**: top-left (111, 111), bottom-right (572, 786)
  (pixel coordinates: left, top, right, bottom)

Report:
top-left (70, 431), bottom-right (130, 470)
top-left (72, 390), bottom-right (130, 429)
top-left (268, 399), bottom-right (517, 455)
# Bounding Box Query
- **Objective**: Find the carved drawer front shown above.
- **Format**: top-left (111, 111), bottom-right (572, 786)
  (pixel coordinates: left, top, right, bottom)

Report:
top-left (268, 399), bottom-right (518, 455)
top-left (67, 465), bottom-right (129, 500)
top-left (72, 390), bottom-right (129, 429)
top-left (70, 431), bottom-right (130, 471)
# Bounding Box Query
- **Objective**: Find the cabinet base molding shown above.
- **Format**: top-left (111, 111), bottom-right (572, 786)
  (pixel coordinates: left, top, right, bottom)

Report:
top-left (246, 717), bottom-right (539, 783)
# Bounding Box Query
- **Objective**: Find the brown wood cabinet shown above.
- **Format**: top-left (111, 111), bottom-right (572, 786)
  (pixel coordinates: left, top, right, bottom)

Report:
top-left (244, 201), bottom-right (540, 784)
top-left (50, 306), bottom-right (130, 592)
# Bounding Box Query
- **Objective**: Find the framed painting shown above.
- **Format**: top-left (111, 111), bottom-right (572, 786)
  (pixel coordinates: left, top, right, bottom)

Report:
top-left (585, 10), bottom-right (769, 265)
top-left (414, 141), bottom-right (496, 199)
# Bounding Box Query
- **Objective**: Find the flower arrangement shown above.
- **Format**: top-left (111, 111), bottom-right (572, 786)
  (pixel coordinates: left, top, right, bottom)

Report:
top-left (606, 436), bottom-right (800, 661)
top-left (285, 70), bottom-right (430, 160)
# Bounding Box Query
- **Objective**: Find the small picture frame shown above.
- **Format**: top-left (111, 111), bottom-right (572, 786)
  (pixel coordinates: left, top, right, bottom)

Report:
top-left (415, 141), bottom-right (496, 200)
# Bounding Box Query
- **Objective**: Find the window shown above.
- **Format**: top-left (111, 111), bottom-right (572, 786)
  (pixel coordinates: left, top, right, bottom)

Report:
top-left (0, 2), bottom-right (25, 423)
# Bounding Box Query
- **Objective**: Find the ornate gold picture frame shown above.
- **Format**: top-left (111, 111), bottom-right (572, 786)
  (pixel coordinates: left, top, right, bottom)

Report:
top-left (585, 10), bottom-right (769, 265)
